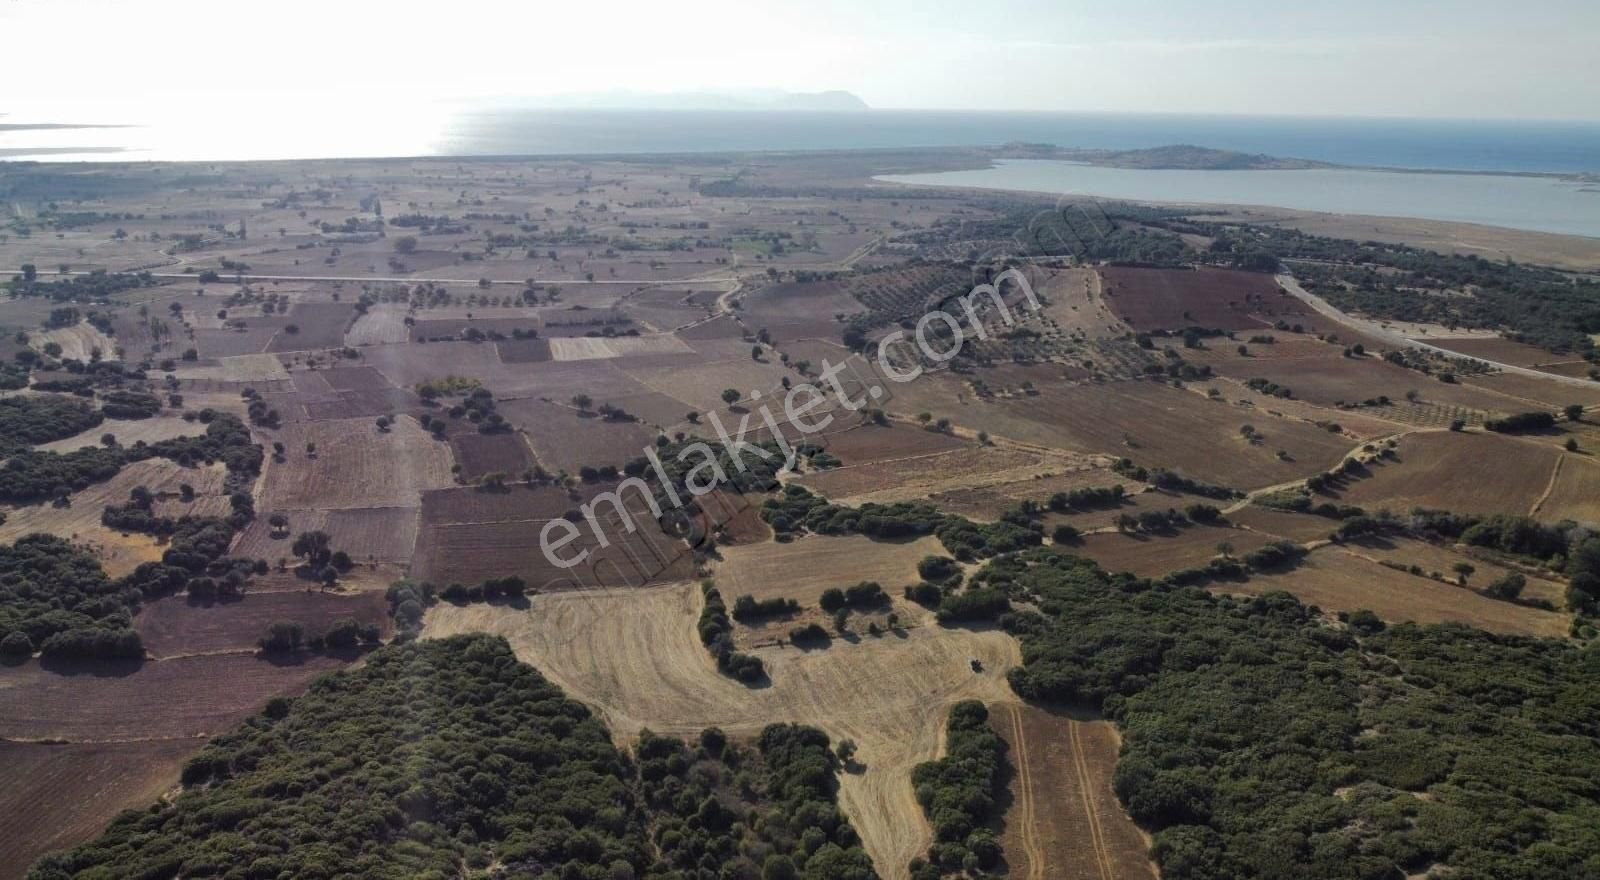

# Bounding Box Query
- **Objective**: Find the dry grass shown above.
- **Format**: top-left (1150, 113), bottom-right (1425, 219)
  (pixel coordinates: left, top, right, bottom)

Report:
top-left (796, 443), bottom-right (1089, 508)
top-left (176, 353), bottom-right (290, 383)
top-left (1223, 546), bottom-right (1569, 639)
top-left (714, 534), bottom-right (944, 607)
top-left (344, 304), bottom-right (410, 346)
top-left (1537, 454), bottom-right (1600, 525)
top-left (424, 585), bottom-right (1021, 879)
top-left (1343, 535), bottom-right (1568, 609)
top-left (1333, 431), bottom-right (1559, 518)
top-left (996, 380), bottom-right (1354, 491)
top-left (34, 416), bottom-right (205, 453)
top-left (548, 334), bottom-right (694, 361)
top-left (0, 460), bottom-right (228, 577)
top-left (29, 323), bottom-right (116, 362)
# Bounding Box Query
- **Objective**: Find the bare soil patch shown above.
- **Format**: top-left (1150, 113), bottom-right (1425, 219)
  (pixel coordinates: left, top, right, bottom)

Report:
top-left (548, 334), bottom-right (695, 361)
top-left (1344, 535), bottom-right (1568, 610)
top-left (0, 653), bottom-right (349, 741)
top-left (258, 415), bottom-right (455, 510)
top-left (0, 738), bottom-right (200, 880)
top-left (997, 380), bottom-right (1353, 491)
top-left (498, 398), bottom-right (656, 474)
top-left (134, 590), bottom-right (391, 658)
top-left (266, 302), bottom-right (355, 352)
top-left (1100, 267), bottom-right (1301, 332)
top-left (233, 506), bottom-right (420, 565)
top-left (495, 337), bottom-right (553, 363)
top-left (450, 431), bottom-right (537, 479)
top-left (1073, 524), bottom-right (1277, 578)
top-left (743, 279), bottom-right (860, 342)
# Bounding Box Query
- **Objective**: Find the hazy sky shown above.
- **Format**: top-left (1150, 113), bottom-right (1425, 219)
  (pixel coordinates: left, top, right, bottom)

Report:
top-left (5, 0), bottom-right (1596, 121)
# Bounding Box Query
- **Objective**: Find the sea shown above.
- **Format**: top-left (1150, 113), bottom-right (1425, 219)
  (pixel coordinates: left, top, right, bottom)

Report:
top-left (3, 108), bottom-right (1597, 235)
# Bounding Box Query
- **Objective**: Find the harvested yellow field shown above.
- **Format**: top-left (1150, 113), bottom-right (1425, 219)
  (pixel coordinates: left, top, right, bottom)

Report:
top-left (34, 416), bottom-right (205, 453)
top-left (1225, 546), bottom-right (1569, 639)
top-left (176, 353), bottom-right (290, 382)
top-left (548, 334), bottom-right (695, 361)
top-left (344, 304), bottom-right (411, 346)
top-left (0, 459), bottom-right (228, 577)
top-left (424, 584), bottom-right (1021, 879)
top-left (29, 323), bottom-right (117, 361)
top-left (713, 534), bottom-right (943, 607)
top-left (1041, 267), bottom-right (1130, 338)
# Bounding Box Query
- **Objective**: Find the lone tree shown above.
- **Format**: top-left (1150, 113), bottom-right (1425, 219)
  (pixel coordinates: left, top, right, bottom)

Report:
top-left (1452, 562), bottom-right (1475, 585)
top-left (291, 530), bottom-right (334, 569)
top-left (721, 388), bottom-right (741, 409)
top-left (1486, 572), bottom-right (1526, 601)
top-left (376, 415), bottom-right (392, 432)
top-left (571, 394), bottom-right (592, 411)
top-left (393, 235), bottom-right (418, 254)
top-left (1566, 404), bottom-right (1585, 422)
top-left (258, 621), bottom-right (304, 653)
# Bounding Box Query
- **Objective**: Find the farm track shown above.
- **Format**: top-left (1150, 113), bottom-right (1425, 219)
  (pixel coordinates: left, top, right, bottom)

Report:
top-left (1530, 453), bottom-right (1566, 518)
top-left (1068, 720), bottom-right (1116, 880)
top-left (1277, 274), bottom-right (1600, 390)
top-left (1004, 704), bottom-right (1047, 880)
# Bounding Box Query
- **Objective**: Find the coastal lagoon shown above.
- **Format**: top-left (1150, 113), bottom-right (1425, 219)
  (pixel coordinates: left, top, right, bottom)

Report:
top-left (878, 159), bottom-right (1600, 238)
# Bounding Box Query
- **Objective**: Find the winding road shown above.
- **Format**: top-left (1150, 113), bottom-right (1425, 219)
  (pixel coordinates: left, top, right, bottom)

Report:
top-left (1275, 272), bottom-right (1600, 390)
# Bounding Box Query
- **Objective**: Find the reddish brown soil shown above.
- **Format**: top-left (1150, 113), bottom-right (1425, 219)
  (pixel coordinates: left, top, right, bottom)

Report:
top-left (451, 431), bottom-right (537, 478)
top-left (134, 590), bottom-right (392, 658)
top-left (266, 302), bottom-right (355, 352)
top-left (496, 338), bottom-right (553, 363)
top-left (0, 653), bottom-right (349, 741)
top-left (1100, 267), bottom-right (1301, 332)
top-left (0, 738), bottom-right (200, 880)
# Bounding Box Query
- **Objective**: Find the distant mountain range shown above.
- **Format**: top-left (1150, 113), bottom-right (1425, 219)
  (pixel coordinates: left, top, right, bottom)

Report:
top-left (519, 89), bottom-right (870, 112)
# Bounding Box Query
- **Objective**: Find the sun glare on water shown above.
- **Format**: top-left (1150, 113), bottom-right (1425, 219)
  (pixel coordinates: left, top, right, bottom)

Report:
top-left (2, 99), bottom-right (452, 162)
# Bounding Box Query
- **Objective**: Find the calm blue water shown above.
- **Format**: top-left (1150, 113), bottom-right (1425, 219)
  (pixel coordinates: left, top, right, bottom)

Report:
top-left (6, 109), bottom-right (1599, 174)
top-left (880, 160), bottom-right (1600, 238)
top-left (440, 110), bottom-right (1600, 174)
